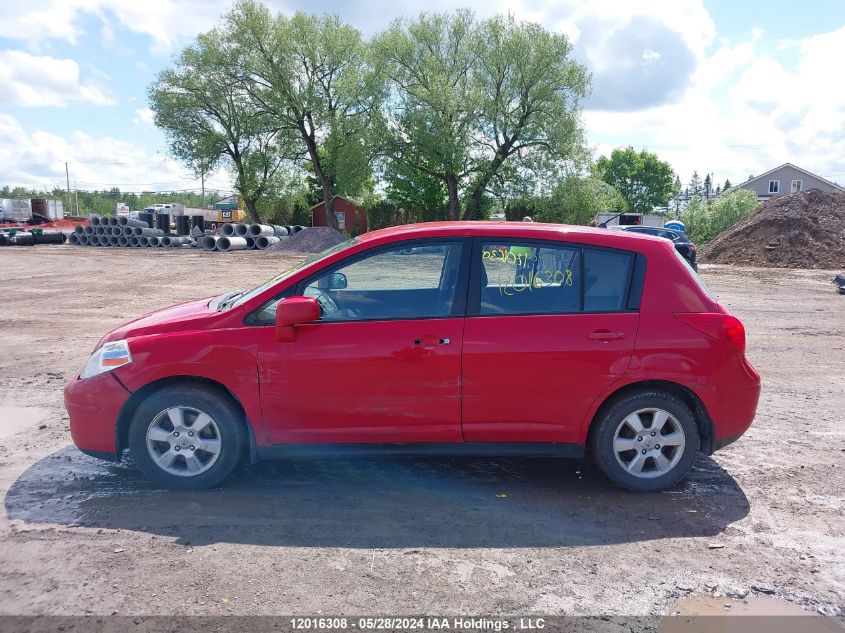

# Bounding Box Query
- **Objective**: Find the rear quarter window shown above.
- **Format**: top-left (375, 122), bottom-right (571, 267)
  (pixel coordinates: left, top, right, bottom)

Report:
top-left (673, 248), bottom-right (715, 299)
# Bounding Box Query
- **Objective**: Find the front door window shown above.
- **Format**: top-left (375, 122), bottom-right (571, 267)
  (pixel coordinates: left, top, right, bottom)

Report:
top-left (304, 242), bottom-right (464, 321)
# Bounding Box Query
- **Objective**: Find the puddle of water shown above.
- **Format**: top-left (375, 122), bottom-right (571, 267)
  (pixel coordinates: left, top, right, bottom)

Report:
top-left (662, 594), bottom-right (842, 633)
top-left (0, 406), bottom-right (49, 439)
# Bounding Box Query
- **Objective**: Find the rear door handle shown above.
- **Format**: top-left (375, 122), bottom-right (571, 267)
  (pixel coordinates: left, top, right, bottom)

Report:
top-left (587, 330), bottom-right (625, 342)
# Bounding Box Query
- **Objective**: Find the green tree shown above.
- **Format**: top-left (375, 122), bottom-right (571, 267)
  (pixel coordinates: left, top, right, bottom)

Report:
top-left (384, 156), bottom-right (448, 221)
top-left (689, 171), bottom-right (702, 197)
top-left (227, 1), bottom-right (383, 230)
top-left (373, 11), bottom-right (589, 220)
top-left (703, 173), bottom-right (712, 199)
top-left (536, 175), bottom-right (625, 225)
top-left (723, 178), bottom-right (732, 192)
top-left (681, 188), bottom-right (758, 244)
top-left (149, 27), bottom-right (285, 223)
top-left (594, 147), bottom-right (676, 213)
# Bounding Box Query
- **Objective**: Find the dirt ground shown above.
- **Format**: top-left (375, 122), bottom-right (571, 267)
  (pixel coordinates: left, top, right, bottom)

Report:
top-left (0, 246), bottom-right (842, 620)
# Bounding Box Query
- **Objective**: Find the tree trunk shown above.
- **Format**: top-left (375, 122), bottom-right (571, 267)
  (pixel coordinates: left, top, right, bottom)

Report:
top-left (323, 181), bottom-right (338, 231)
top-left (462, 142), bottom-right (512, 221)
top-left (445, 173), bottom-right (460, 221)
top-left (302, 127), bottom-right (339, 231)
top-left (244, 198), bottom-right (261, 224)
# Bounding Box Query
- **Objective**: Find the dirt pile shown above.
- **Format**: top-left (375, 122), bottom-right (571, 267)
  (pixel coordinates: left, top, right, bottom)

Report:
top-left (270, 227), bottom-right (348, 254)
top-left (701, 189), bottom-right (845, 269)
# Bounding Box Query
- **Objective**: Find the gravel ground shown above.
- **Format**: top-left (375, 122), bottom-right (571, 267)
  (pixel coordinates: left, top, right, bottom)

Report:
top-left (0, 247), bottom-right (842, 620)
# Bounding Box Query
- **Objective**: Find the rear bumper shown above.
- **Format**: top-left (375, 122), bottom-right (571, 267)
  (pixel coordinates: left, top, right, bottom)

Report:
top-left (64, 372), bottom-right (131, 459)
top-left (701, 357), bottom-right (761, 451)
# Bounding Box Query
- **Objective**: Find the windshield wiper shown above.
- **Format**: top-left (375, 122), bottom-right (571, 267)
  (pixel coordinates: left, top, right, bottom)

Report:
top-left (215, 290), bottom-right (244, 311)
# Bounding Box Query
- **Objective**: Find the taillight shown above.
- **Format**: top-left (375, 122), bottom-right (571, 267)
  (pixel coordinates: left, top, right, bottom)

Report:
top-left (675, 313), bottom-right (746, 354)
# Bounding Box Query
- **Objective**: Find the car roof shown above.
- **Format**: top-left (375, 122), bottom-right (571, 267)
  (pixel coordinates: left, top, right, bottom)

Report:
top-left (358, 221), bottom-right (671, 250)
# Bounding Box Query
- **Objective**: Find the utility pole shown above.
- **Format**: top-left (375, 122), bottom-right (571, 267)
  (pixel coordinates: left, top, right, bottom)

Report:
top-left (65, 162), bottom-right (72, 215)
top-left (201, 168), bottom-right (205, 208)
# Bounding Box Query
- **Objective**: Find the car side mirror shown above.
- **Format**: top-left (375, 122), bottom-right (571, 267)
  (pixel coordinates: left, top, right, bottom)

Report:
top-left (275, 296), bottom-right (320, 342)
top-left (329, 272), bottom-right (347, 290)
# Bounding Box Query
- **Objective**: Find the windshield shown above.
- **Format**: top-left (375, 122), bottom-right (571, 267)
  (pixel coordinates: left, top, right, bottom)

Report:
top-left (225, 238), bottom-right (357, 310)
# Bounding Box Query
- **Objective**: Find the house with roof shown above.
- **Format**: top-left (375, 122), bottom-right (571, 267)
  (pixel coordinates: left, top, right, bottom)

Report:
top-left (735, 163), bottom-right (845, 201)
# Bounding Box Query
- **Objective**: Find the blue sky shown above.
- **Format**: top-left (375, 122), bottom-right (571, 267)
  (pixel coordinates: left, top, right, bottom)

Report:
top-left (1, 0), bottom-right (844, 194)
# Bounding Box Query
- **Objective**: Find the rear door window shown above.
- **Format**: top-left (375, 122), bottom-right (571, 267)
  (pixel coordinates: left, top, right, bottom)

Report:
top-left (478, 242), bottom-right (581, 315)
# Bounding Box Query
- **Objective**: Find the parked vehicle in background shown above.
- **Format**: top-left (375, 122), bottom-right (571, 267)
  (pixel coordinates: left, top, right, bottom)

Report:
top-left (621, 225), bottom-right (698, 270)
top-left (595, 211), bottom-right (664, 228)
top-left (65, 222), bottom-right (758, 492)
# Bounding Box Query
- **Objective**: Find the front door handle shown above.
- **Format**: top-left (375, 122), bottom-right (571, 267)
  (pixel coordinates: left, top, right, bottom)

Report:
top-left (587, 330), bottom-right (625, 342)
top-left (414, 337), bottom-right (450, 347)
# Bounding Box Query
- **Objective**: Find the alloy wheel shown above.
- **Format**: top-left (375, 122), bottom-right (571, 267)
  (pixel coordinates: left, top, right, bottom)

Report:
top-left (145, 406), bottom-right (222, 477)
top-left (612, 408), bottom-right (686, 479)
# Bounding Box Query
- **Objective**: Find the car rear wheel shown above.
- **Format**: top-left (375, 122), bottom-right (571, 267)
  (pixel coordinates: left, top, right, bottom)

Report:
top-left (591, 390), bottom-right (699, 491)
top-left (128, 384), bottom-right (245, 490)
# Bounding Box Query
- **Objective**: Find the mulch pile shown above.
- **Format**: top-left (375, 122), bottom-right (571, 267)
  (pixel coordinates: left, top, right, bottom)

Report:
top-left (270, 227), bottom-right (348, 254)
top-left (701, 189), bottom-right (845, 269)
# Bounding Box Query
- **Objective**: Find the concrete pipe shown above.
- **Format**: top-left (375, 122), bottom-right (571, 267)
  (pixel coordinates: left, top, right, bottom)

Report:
top-left (161, 236), bottom-right (190, 247)
top-left (83, 226), bottom-right (94, 235)
top-left (139, 236), bottom-right (150, 247)
top-left (108, 235), bottom-right (120, 246)
top-left (218, 236), bottom-right (248, 252)
top-left (77, 234), bottom-right (89, 246)
top-left (68, 233), bottom-right (79, 245)
top-left (256, 236), bottom-right (281, 250)
top-left (90, 215), bottom-right (101, 227)
top-left (291, 225), bottom-right (305, 233)
top-left (248, 223), bottom-right (275, 237)
top-left (221, 223), bottom-right (236, 236)
top-left (97, 235), bottom-right (109, 246)
top-left (234, 223), bottom-right (249, 237)
top-left (272, 225), bottom-right (290, 237)
top-left (117, 217), bottom-right (148, 228)
top-left (111, 226), bottom-right (123, 237)
top-left (73, 225), bottom-right (85, 235)
top-left (201, 235), bottom-right (219, 251)
top-left (149, 236), bottom-right (161, 247)
top-left (244, 236), bottom-right (256, 250)
top-left (118, 235), bottom-right (129, 247)
top-left (128, 236), bottom-right (140, 247)
top-left (121, 226), bottom-right (133, 236)
top-left (132, 227), bottom-right (164, 237)
top-left (108, 217), bottom-right (120, 226)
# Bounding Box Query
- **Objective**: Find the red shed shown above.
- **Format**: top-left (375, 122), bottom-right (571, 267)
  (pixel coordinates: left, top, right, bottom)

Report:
top-left (311, 196), bottom-right (368, 234)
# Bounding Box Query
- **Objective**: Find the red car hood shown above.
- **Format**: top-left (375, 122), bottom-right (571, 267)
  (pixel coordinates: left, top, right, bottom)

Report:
top-left (99, 296), bottom-right (222, 346)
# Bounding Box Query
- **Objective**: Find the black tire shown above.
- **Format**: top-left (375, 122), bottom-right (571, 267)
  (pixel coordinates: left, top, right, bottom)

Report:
top-left (128, 384), bottom-right (245, 490)
top-left (591, 390), bottom-right (699, 492)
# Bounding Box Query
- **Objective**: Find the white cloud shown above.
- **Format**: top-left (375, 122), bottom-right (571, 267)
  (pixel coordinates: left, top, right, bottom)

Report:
top-left (133, 107), bottom-right (155, 125)
top-left (0, 113), bottom-right (231, 193)
top-left (583, 24), bottom-right (845, 186)
top-left (0, 50), bottom-right (116, 107)
top-left (0, 0), bottom-right (228, 52)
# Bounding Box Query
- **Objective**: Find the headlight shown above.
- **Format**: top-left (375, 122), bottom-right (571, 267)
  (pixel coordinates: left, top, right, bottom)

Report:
top-left (80, 340), bottom-right (133, 380)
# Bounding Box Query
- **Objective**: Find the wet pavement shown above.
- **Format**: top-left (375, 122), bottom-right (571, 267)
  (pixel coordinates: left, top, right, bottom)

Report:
top-left (6, 447), bottom-right (748, 548)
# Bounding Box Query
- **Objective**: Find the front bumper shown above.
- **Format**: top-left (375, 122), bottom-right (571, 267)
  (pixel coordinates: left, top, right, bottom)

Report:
top-left (64, 372), bottom-right (132, 459)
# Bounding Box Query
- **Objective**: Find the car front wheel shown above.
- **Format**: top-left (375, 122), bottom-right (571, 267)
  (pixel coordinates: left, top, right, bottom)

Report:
top-left (591, 391), bottom-right (699, 491)
top-left (128, 384), bottom-right (245, 490)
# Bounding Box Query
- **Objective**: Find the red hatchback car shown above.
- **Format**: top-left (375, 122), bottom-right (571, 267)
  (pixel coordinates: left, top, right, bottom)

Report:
top-left (65, 222), bottom-right (760, 491)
